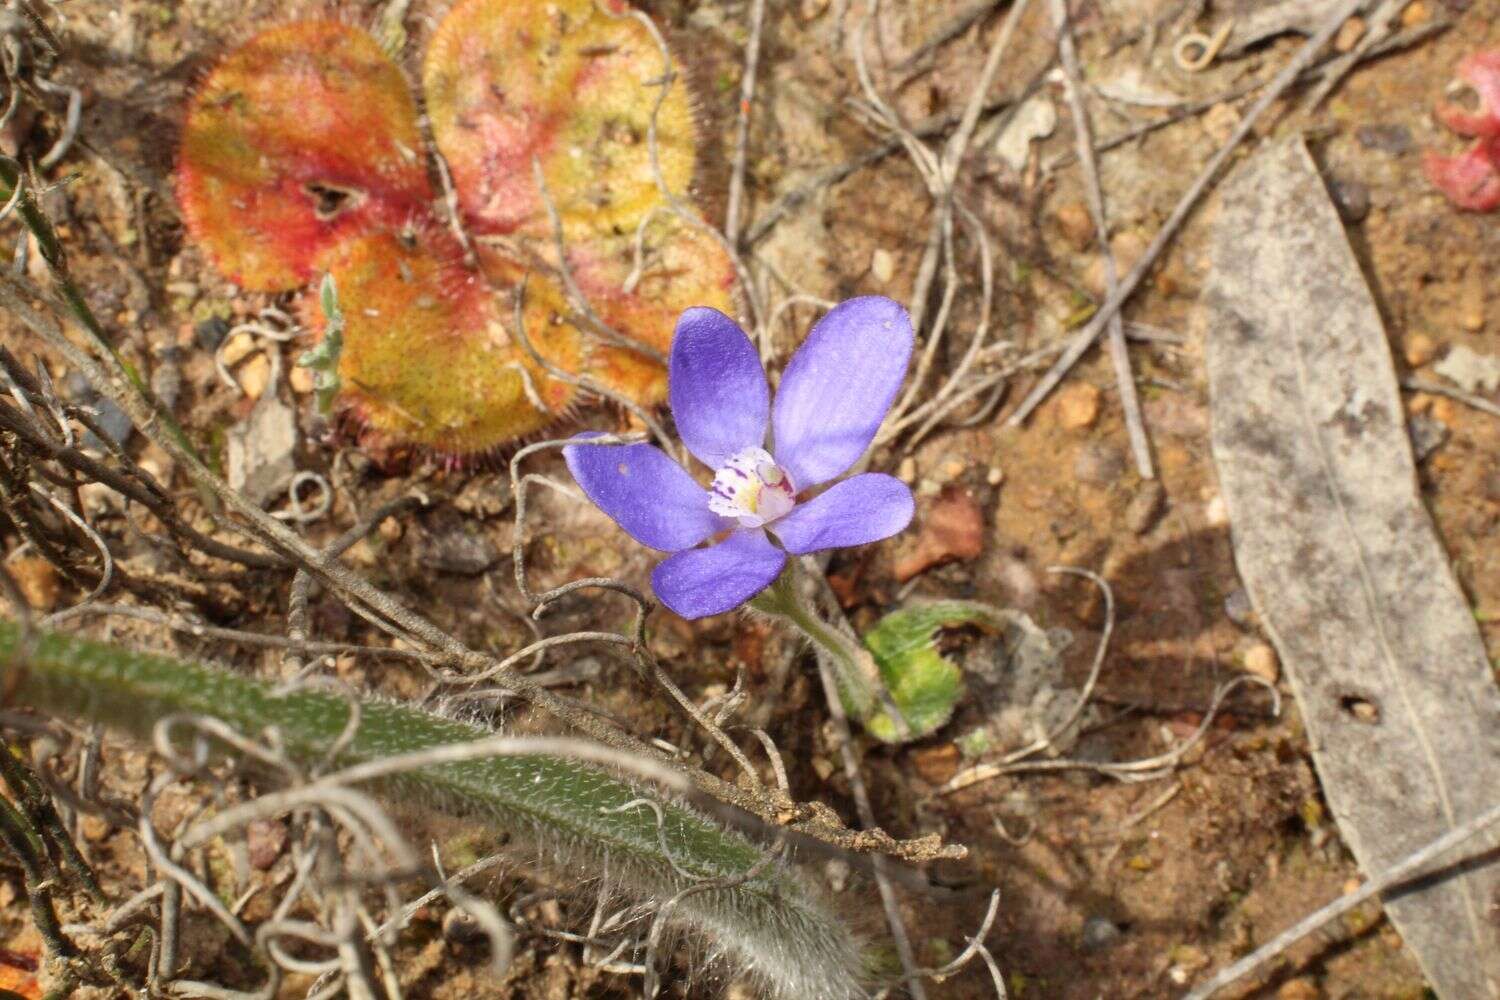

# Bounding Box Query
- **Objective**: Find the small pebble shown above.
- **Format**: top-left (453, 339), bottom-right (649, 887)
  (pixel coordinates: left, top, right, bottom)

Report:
top-left (1243, 643), bottom-right (1280, 684)
top-left (1403, 332), bottom-right (1436, 368)
top-left (1329, 179), bottom-right (1369, 223)
top-left (194, 315), bottom-right (230, 351)
top-left (871, 248), bottom-right (896, 285)
top-left (7, 556), bottom-right (59, 611)
top-left (1054, 200), bottom-right (1094, 250)
top-left (1400, 0), bottom-right (1429, 25)
top-left (1277, 978), bottom-right (1323, 1000)
top-left (246, 818), bottom-right (287, 870)
top-left (1407, 414), bottom-right (1448, 462)
top-left (1056, 382), bottom-right (1101, 430)
top-left (442, 908), bottom-right (487, 944)
top-left (1081, 916), bottom-right (1122, 951)
top-left (1204, 493), bottom-right (1228, 527)
top-left (897, 457), bottom-right (918, 484)
top-left (289, 363), bottom-right (317, 394)
top-left (239, 353), bottom-right (272, 401)
top-left (1355, 123), bottom-right (1412, 156)
top-left (1124, 481), bottom-right (1167, 534)
top-left (1074, 440), bottom-right (1125, 485)
top-left (1223, 587), bottom-right (1255, 627)
top-left (220, 331), bottom-right (257, 366)
top-left (986, 465), bottom-right (1004, 486)
top-left (1334, 15), bottom-right (1365, 52)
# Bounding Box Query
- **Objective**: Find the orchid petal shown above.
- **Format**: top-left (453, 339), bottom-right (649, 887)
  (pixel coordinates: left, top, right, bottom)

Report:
top-left (563, 438), bottom-right (726, 552)
top-left (651, 530), bottom-right (786, 619)
top-left (669, 308), bottom-right (770, 469)
top-left (771, 474), bottom-right (914, 555)
top-left (772, 296), bottom-right (913, 488)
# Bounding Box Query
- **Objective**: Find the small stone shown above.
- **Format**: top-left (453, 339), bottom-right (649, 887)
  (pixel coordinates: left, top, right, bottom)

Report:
top-left (996, 556), bottom-right (1040, 608)
top-left (870, 248), bottom-right (896, 285)
top-left (152, 347), bottom-right (183, 411)
top-left (1329, 179), bottom-right (1369, 223)
top-left (1355, 123), bottom-right (1412, 156)
top-left (1403, 333), bottom-right (1437, 368)
top-left (1054, 200), bottom-right (1094, 250)
top-left (7, 556), bottom-right (59, 611)
top-left (1124, 481), bottom-right (1167, 534)
top-left (994, 94), bottom-right (1056, 172)
top-left (1074, 440), bottom-right (1125, 485)
top-left (238, 353), bottom-right (272, 401)
top-left (1334, 16), bottom-right (1365, 52)
top-left (1277, 978), bottom-right (1322, 1000)
top-left (1204, 493), bottom-right (1228, 527)
top-left (1430, 397), bottom-right (1457, 427)
top-left (908, 743), bottom-right (961, 785)
top-left (1201, 101), bottom-right (1241, 145)
top-left (418, 520), bottom-right (501, 576)
top-left (78, 814), bottom-right (111, 842)
top-left (810, 756), bottom-right (834, 780)
top-left (442, 907), bottom-right (487, 944)
top-left (1243, 643), bottom-right (1280, 684)
top-left (1400, 0), bottom-right (1429, 26)
top-left (246, 818), bottom-right (287, 870)
top-left (1056, 382), bottom-right (1101, 430)
top-left (1081, 916), bottom-right (1122, 951)
top-left (1435, 345), bottom-right (1500, 392)
top-left (1223, 588), bottom-right (1255, 627)
top-left (986, 466), bottom-right (1004, 486)
top-left (897, 457), bottom-right (917, 484)
top-left (219, 331), bottom-right (256, 366)
top-left (194, 315), bottom-right (230, 351)
top-left (289, 363), bottom-right (316, 394)
top-left (226, 395), bottom-right (297, 507)
top-left (1408, 414), bottom-right (1448, 461)
top-left (940, 459), bottom-right (966, 481)
top-left (378, 516), bottom-right (404, 543)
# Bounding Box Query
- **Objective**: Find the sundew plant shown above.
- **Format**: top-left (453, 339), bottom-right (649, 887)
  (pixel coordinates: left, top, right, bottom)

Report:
top-left (176, 0), bottom-right (737, 455)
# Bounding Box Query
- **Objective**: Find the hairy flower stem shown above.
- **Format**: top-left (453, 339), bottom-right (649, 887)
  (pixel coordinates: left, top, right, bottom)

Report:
top-left (750, 563), bottom-right (908, 736)
top-left (0, 620), bottom-right (867, 1000)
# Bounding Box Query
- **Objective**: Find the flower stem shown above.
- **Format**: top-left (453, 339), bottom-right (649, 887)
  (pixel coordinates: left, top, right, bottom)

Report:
top-left (749, 563), bottom-right (894, 729)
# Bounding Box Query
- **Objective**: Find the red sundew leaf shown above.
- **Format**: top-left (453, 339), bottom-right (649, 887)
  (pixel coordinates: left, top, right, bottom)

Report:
top-left (1424, 140), bottom-right (1500, 213)
top-left (1427, 49), bottom-right (1500, 212)
top-left (1435, 49), bottom-right (1500, 138)
top-left (309, 228), bottom-right (584, 456)
top-left (423, 0), bottom-right (695, 243)
top-left (177, 21), bottom-right (431, 291)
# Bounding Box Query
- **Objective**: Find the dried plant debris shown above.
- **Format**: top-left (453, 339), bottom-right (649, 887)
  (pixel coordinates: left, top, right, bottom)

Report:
top-left (177, 4), bottom-right (737, 457)
top-left (1204, 137), bottom-right (1500, 998)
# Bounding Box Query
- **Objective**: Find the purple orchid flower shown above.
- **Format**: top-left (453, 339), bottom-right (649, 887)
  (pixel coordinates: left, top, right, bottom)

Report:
top-left (564, 296), bottom-right (916, 619)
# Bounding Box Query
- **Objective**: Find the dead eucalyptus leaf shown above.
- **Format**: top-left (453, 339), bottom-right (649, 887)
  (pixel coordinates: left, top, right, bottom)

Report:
top-left (1204, 138), bottom-right (1500, 999)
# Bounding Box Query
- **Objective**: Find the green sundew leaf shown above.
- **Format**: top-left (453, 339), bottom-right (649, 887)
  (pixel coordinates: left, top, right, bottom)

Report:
top-left (298, 273), bottom-right (344, 415)
top-left (860, 600), bottom-right (1015, 743)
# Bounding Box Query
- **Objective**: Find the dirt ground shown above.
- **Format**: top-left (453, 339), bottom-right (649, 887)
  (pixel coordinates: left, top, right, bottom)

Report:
top-left (0, 0), bottom-right (1496, 997)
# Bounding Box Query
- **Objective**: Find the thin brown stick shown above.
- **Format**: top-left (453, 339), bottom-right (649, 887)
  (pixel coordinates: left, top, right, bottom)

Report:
top-left (1049, 0), bottom-right (1154, 479)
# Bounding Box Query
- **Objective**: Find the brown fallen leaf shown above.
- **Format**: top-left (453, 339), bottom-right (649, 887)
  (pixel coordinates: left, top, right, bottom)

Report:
top-left (893, 486), bottom-right (984, 582)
